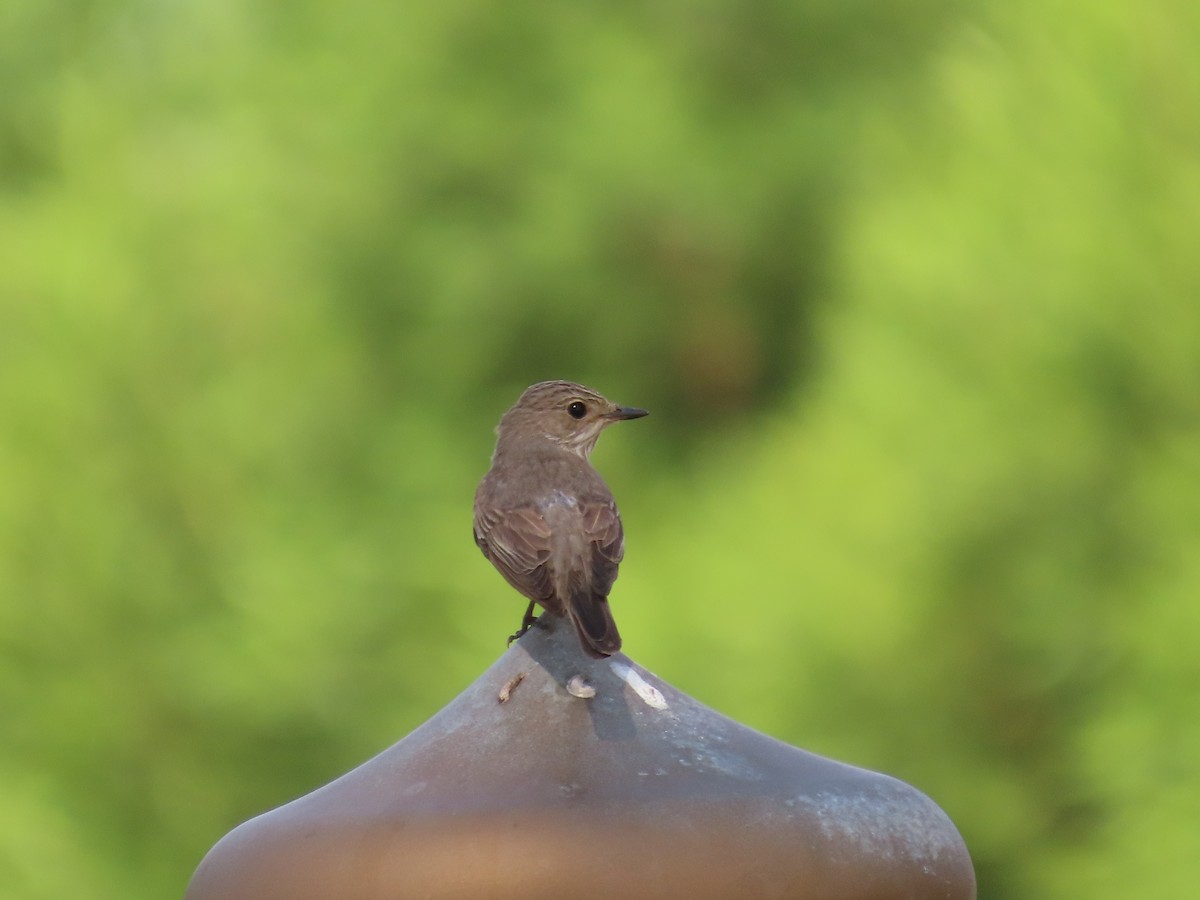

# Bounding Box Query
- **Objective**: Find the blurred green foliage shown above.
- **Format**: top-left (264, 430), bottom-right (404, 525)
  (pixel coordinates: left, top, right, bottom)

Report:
top-left (2, 0), bottom-right (1197, 897)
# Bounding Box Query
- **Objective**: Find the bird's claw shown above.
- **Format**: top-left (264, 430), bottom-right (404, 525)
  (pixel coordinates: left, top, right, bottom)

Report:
top-left (506, 603), bottom-right (539, 647)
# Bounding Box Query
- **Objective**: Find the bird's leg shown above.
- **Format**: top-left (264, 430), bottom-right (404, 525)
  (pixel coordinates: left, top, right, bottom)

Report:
top-left (507, 601), bottom-right (538, 645)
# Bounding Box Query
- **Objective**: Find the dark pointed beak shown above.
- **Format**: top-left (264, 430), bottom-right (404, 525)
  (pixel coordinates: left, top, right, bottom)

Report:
top-left (608, 405), bottom-right (649, 421)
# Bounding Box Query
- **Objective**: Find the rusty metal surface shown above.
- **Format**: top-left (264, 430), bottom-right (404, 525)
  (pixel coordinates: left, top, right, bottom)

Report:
top-left (187, 616), bottom-right (976, 899)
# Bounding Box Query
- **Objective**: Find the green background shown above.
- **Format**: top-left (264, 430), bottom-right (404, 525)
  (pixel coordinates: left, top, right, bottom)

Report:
top-left (2, 1), bottom-right (1197, 896)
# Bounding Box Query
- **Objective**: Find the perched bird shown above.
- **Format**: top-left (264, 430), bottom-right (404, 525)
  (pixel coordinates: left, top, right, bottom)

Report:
top-left (473, 381), bottom-right (647, 659)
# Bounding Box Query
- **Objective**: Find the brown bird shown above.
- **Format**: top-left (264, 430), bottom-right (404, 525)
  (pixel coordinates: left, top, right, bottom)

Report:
top-left (473, 381), bottom-right (647, 658)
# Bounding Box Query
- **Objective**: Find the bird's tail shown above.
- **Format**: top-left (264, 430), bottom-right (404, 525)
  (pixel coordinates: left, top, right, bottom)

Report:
top-left (565, 591), bottom-right (622, 659)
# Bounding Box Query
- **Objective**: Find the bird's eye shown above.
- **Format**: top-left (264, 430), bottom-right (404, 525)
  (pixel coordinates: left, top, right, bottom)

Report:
top-left (567, 401), bottom-right (587, 419)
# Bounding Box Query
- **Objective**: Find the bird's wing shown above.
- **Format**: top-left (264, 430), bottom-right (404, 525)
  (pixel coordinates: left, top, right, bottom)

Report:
top-left (579, 497), bottom-right (625, 598)
top-left (473, 504), bottom-right (556, 606)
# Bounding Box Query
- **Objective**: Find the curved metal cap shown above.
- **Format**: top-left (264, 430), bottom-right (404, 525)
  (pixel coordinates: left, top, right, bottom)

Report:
top-left (187, 615), bottom-right (975, 899)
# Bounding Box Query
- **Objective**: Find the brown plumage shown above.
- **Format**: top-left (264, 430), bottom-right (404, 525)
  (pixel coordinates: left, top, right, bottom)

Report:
top-left (473, 381), bottom-right (647, 658)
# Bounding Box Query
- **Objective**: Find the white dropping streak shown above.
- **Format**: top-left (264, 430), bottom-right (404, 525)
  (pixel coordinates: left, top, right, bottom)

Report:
top-left (566, 674), bottom-right (596, 699)
top-left (611, 661), bottom-right (668, 710)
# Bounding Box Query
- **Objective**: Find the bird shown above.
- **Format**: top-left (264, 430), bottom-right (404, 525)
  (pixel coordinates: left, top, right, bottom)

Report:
top-left (473, 381), bottom-right (647, 659)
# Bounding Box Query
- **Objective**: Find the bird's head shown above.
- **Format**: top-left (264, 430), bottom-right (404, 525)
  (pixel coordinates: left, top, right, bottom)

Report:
top-left (496, 380), bottom-right (647, 459)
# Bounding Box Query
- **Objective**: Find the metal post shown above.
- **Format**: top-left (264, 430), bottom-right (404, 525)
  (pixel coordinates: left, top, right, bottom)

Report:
top-left (187, 614), bottom-right (975, 898)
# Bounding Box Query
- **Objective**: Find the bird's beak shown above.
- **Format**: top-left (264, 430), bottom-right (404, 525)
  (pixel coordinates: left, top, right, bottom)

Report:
top-left (608, 406), bottom-right (649, 421)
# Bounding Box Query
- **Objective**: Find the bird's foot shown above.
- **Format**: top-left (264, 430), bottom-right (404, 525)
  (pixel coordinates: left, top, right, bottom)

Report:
top-left (507, 602), bottom-right (539, 646)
